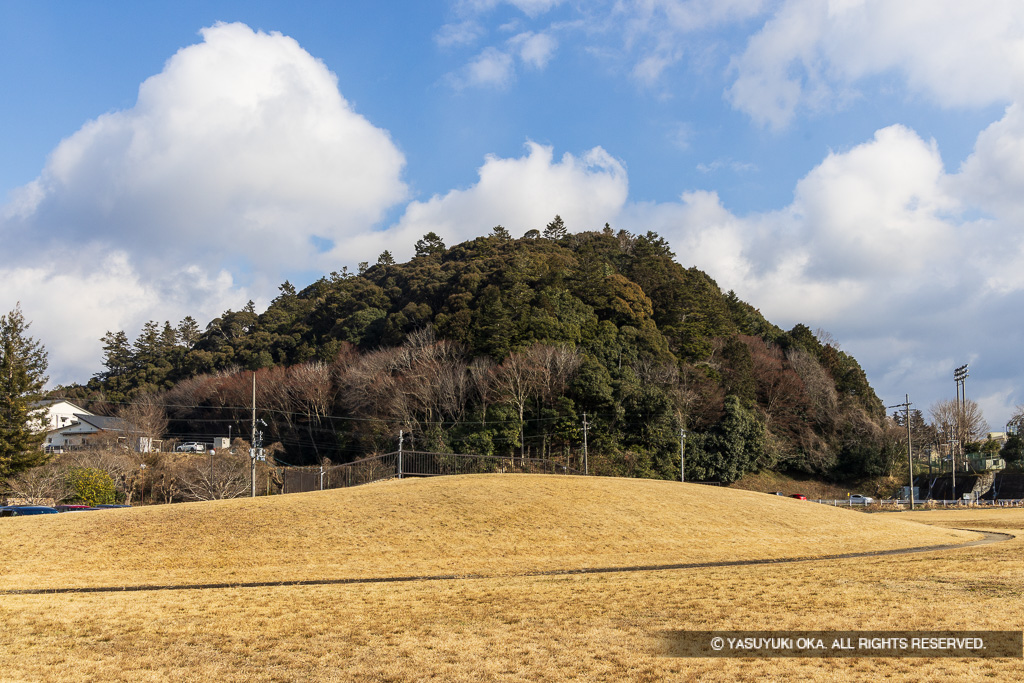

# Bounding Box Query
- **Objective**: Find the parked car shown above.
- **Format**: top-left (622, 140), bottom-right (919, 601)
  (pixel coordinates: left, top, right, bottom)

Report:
top-left (790, 494), bottom-right (807, 500)
top-left (94, 504), bottom-right (132, 509)
top-left (849, 494), bottom-right (875, 504)
top-left (0, 505), bottom-right (59, 517)
top-left (55, 504), bottom-right (98, 512)
top-left (175, 442), bottom-right (206, 453)
top-left (771, 491), bottom-right (786, 496)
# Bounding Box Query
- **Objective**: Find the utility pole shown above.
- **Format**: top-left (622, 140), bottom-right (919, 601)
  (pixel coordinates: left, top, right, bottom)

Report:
top-left (251, 371), bottom-right (257, 498)
top-left (398, 430), bottom-right (404, 479)
top-left (949, 424), bottom-right (956, 502)
top-left (582, 413), bottom-right (589, 475)
top-left (680, 427), bottom-right (686, 483)
top-left (888, 396), bottom-right (915, 510)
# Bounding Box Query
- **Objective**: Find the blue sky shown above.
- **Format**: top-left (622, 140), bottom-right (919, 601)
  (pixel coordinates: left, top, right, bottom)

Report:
top-left (3, 0), bottom-right (1024, 430)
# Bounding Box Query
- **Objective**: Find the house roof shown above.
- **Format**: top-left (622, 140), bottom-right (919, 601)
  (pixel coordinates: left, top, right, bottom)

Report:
top-left (73, 414), bottom-right (130, 432)
top-left (31, 398), bottom-right (93, 414)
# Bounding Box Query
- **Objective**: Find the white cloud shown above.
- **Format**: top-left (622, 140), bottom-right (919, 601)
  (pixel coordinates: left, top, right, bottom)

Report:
top-left (510, 31), bottom-right (558, 69)
top-left (457, 0), bottom-right (566, 19)
top-left (457, 46), bottom-right (517, 88)
top-left (436, 20), bottom-right (486, 48)
top-left (791, 125), bottom-right (959, 279)
top-left (378, 142), bottom-right (628, 253)
top-left (695, 158), bottom-right (756, 174)
top-left (0, 22), bottom-right (407, 383)
top-left (447, 31), bottom-right (557, 88)
top-left (611, 117), bottom-right (1024, 425)
top-left (728, 0), bottom-right (1024, 128)
top-left (0, 249), bottom-right (247, 386)
top-left (958, 103), bottom-right (1024, 221)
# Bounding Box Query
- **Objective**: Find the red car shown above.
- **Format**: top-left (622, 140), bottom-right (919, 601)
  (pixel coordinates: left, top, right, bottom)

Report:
top-left (790, 494), bottom-right (807, 500)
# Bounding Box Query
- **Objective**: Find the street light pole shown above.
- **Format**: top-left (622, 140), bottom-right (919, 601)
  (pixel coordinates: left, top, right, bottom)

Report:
top-left (680, 427), bottom-right (686, 483)
top-left (140, 463), bottom-right (147, 505)
top-left (582, 413), bottom-right (589, 476)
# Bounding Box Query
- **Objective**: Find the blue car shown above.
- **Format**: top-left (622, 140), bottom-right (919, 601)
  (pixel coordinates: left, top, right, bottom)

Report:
top-left (0, 505), bottom-right (59, 517)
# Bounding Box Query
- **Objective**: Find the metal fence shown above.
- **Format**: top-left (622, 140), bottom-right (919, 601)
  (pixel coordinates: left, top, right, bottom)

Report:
top-left (278, 451), bottom-right (583, 494)
top-left (812, 498), bottom-right (1024, 508)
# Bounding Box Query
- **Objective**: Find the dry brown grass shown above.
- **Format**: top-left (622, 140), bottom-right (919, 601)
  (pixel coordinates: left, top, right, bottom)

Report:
top-left (0, 475), bottom-right (974, 592)
top-left (0, 476), bottom-right (1019, 681)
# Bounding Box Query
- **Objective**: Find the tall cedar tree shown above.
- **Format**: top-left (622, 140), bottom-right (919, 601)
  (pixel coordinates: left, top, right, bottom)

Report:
top-left (0, 305), bottom-right (49, 477)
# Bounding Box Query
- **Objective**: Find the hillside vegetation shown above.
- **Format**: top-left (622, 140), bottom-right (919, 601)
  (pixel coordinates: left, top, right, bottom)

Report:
top-left (65, 225), bottom-right (896, 483)
top-left (0, 475), bottom-right (975, 592)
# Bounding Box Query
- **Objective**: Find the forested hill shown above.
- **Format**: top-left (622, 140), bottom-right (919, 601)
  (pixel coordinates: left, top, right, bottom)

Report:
top-left (66, 224), bottom-right (896, 483)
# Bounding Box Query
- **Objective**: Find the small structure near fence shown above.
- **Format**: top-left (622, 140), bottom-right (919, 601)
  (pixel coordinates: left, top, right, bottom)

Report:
top-left (279, 451), bottom-right (582, 495)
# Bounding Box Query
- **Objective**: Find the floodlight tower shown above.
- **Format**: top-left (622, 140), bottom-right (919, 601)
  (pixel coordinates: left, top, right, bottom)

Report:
top-left (953, 364), bottom-right (969, 501)
top-left (954, 364), bottom-right (969, 462)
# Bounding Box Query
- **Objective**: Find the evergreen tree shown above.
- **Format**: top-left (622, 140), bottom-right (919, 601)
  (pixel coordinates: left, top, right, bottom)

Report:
top-left (543, 215), bottom-right (568, 240)
top-left (414, 232), bottom-right (446, 258)
top-left (99, 330), bottom-right (132, 377)
top-left (177, 316), bottom-right (201, 348)
top-left (0, 304), bottom-right (49, 478)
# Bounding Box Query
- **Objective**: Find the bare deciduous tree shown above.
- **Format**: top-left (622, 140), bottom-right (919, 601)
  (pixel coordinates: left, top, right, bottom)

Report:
top-left (177, 451), bottom-right (250, 501)
top-left (118, 392), bottom-right (168, 452)
top-left (493, 349), bottom-right (542, 458)
top-left (787, 348), bottom-right (838, 430)
top-left (4, 462), bottom-right (71, 504)
top-left (930, 398), bottom-right (988, 444)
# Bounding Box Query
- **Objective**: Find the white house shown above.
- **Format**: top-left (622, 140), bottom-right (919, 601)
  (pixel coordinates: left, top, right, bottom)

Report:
top-left (30, 399), bottom-right (94, 433)
top-left (43, 414), bottom-right (143, 451)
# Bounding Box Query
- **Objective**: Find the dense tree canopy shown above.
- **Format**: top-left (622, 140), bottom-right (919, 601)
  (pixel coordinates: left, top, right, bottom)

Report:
top-left (60, 227), bottom-right (891, 484)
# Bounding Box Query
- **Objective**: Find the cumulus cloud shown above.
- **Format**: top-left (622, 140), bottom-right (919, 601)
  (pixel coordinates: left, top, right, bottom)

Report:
top-left (616, 117), bottom-right (1024, 425)
top-left (958, 103), bottom-right (1024, 222)
top-left (379, 142), bottom-right (628, 253)
top-left (0, 22), bottom-right (407, 383)
top-left (0, 249), bottom-right (247, 386)
top-left (728, 0), bottom-right (1024, 128)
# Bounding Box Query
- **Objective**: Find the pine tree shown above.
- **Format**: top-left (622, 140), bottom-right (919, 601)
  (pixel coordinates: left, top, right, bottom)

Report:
top-left (414, 232), bottom-right (446, 258)
top-left (543, 215), bottom-right (567, 240)
top-left (0, 304), bottom-right (49, 478)
top-left (176, 316), bottom-right (201, 349)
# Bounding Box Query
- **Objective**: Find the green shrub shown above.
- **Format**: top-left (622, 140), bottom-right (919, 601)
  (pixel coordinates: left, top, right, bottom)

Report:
top-left (66, 467), bottom-right (117, 506)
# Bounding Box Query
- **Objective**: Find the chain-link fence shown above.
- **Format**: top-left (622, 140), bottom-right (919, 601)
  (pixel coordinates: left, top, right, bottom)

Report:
top-left (278, 451), bottom-right (582, 494)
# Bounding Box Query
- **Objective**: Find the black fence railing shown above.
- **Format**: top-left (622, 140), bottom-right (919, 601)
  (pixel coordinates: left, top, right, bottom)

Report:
top-left (278, 451), bottom-right (582, 494)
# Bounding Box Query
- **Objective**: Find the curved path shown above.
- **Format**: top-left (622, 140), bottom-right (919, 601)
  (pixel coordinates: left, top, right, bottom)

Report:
top-left (2, 529), bottom-right (1012, 596)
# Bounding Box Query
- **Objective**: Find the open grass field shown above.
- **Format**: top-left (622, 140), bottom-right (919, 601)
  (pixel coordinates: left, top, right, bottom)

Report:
top-left (0, 474), bottom-right (1020, 681)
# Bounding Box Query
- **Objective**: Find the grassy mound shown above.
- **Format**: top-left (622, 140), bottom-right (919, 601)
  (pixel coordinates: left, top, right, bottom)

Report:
top-left (0, 474), bottom-right (977, 591)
